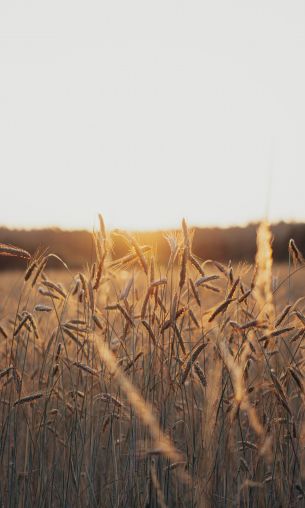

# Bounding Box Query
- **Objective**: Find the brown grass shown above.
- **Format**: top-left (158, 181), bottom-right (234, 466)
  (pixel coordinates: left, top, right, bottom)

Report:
top-left (0, 219), bottom-right (304, 507)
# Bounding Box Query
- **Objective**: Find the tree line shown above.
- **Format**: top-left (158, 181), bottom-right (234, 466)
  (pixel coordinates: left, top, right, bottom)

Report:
top-left (0, 221), bottom-right (303, 270)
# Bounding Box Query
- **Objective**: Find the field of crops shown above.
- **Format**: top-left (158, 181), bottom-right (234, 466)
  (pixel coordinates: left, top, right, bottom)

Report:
top-left (0, 219), bottom-right (304, 507)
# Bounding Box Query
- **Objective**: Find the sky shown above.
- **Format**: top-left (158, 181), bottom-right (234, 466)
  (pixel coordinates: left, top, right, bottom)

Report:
top-left (0, 1), bottom-right (305, 231)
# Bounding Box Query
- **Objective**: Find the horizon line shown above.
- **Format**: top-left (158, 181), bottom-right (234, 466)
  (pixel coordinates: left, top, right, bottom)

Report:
top-left (0, 217), bottom-right (303, 234)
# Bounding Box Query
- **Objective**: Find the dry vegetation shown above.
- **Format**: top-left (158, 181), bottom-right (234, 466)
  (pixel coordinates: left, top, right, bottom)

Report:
top-left (0, 217), bottom-right (304, 507)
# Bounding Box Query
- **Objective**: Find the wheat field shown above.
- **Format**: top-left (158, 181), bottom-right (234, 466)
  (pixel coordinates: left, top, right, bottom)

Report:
top-left (0, 218), bottom-right (304, 507)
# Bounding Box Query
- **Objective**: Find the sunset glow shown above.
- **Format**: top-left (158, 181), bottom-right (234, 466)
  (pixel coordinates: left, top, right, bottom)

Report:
top-left (1, 1), bottom-right (304, 231)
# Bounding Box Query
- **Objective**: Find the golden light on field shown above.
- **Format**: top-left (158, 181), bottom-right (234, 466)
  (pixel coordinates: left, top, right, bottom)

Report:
top-left (0, 1), bottom-right (305, 231)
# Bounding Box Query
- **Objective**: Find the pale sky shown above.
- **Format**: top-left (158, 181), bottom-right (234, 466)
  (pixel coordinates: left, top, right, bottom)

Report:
top-left (0, 1), bottom-right (305, 231)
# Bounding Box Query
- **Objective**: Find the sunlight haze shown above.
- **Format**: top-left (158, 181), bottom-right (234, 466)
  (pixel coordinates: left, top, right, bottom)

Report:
top-left (0, 1), bottom-right (304, 231)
